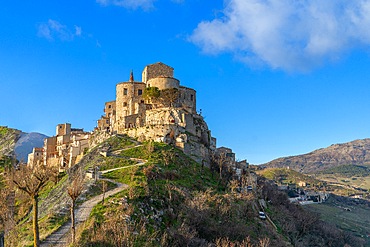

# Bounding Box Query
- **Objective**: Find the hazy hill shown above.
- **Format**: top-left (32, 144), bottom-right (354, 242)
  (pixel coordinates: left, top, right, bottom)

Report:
top-left (263, 138), bottom-right (370, 173)
top-left (14, 132), bottom-right (48, 162)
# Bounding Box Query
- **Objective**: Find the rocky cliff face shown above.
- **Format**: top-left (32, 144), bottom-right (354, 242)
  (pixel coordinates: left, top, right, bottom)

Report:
top-left (0, 126), bottom-right (21, 157)
top-left (263, 138), bottom-right (370, 173)
top-left (120, 107), bottom-right (214, 166)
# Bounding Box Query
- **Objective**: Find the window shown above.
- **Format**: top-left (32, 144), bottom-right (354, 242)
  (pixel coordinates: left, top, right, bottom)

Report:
top-left (108, 105), bottom-right (111, 108)
top-left (123, 102), bottom-right (128, 107)
top-left (124, 88), bottom-right (128, 95)
top-left (141, 100), bottom-right (144, 104)
top-left (138, 89), bottom-right (143, 95)
top-left (191, 94), bottom-right (194, 101)
top-left (106, 120), bottom-right (109, 124)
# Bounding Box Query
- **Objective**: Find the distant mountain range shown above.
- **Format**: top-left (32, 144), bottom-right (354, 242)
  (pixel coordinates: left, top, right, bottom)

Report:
top-left (263, 138), bottom-right (370, 174)
top-left (14, 132), bottom-right (48, 162)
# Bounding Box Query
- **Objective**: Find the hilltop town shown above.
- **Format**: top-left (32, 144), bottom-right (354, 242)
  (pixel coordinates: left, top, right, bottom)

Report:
top-left (27, 62), bottom-right (247, 173)
top-left (0, 63), bottom-right (366, 247)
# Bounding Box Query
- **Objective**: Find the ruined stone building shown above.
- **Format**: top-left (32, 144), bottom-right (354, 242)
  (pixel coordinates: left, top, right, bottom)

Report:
top-left (27, 147), bottom-right (43, 168)
top-left (214, 146), bottom-right (249, 180)
top-left (27, 123), bottom-right (90, 171)
top-left (97, 62), bottom-right (216, 165)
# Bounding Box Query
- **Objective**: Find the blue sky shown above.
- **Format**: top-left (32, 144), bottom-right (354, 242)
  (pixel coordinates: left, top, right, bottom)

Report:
top-left (2, 0), bottom-right (370, 164)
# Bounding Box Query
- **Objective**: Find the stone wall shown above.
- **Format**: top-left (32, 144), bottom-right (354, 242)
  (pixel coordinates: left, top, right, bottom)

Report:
top-left (115, 82), bottom-right (146, 131)
top-left (179, 86), bottom-right (196, 113)
top-left (27, 147), bottom-right (43, 167)
top-left (56, 123), bottom-right (71, 136)
top-left (104, 100), bottom-right (116, 118)
top-left (147, 77), bottom-right (179, 90)
top-left (97, 116), bottom-right (110, 130)
top-left (118, 107), bottom-right (213, 166)
top-left (142, 62), bottom-right (174, 83)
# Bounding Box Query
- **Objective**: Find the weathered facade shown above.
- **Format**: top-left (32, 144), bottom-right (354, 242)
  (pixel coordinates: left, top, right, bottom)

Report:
top-left (27, 147), bottom-right (44, 167)
top-left (97, 101), bottom-right (116, 132)
top-left (97, 62), bottom-right (215, 165)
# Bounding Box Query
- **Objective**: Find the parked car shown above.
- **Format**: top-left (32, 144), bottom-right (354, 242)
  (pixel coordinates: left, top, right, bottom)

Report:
top-left (259, 211), bottom-right (266, 220)
top-left (247, 186), bottom-right (253, 191)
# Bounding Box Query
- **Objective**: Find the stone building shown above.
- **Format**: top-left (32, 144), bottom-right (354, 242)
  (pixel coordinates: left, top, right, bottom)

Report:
top-left (28, 123), bottom-right (90, 171)
top-left (97, 101), bottom-right (116, 132)
top-left (215, 147), bottom-right (249, 170)
top-left (97, 62), bottom-right (215, 165)
top-left (27, 147), bottom-right (44, 167)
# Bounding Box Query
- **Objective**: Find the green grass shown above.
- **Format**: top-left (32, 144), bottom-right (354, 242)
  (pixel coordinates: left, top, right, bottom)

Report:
top-left (305, 196), bottom-right (370, 246)
top-left (100, 157), bottom-right (136, 170)
top-left (258, 168), bottom-right (322, 186)
top-left (0, 126), bottom-right (9, 136)
top-left (106, 135), bottom-right (136, 151)
top-left (84, 180), bottom-right (118, 201)
top-left (319, 164), bottom-right (370, 177)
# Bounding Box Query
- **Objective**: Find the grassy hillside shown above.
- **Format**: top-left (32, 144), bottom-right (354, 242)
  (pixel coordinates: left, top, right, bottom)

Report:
top-left (257, 168), bottom-right (321, 186)
top-left (0, 126), bottom-right (21, 157)
top-left (7, 135), bottom-right (136, 247)
top-left (3, 134), bottom-right (363, 246)
top-left (305, 195), bottom-right (370, 246)
top-left (76, 141), bottom-right (285, 246)
top-left (73, 138), bottom-right (360, 247)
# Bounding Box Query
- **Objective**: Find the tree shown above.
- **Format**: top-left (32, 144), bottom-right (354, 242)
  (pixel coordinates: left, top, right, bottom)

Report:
top-left (0, 176), bottom-right (15, 246)
top-left (101, 180), bottom-right (107, 205)
top-left (67, 169), bottom-right (85, 244)
top-left (211, 152), bottom-right (228, 180)
top-left (143, 87), bottom-right (160, 105)
top-left (159, 88), bottom-right (179, 108)
top-left (12, 163), bottom-right (56, 247)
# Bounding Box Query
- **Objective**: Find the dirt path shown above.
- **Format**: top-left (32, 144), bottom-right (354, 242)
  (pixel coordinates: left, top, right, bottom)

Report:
top-left (41, 144), bottom-right (147, 246)
top-left (100, 159), bottom-right (147, 174)
top-left (41, 179), bottom-right (127, 247)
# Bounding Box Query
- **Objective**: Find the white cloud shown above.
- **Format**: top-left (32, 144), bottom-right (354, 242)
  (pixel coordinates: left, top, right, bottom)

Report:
top-left (75, 26), bottom-right (82, 36)
top-left (190, 0), bottom-right (370, 72)
top-left (38, 20), bottom-right (81, 41)
top-left (96, 0), bottom-right (156, 10)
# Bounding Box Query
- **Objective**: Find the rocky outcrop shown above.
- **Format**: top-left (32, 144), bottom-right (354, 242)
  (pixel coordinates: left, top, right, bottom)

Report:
top-left (120, 107), bottom-right (213, 165)
top-left (0, 126), bottom-right (21, 157)
top-left (263, 138), bottom-right (370, 173)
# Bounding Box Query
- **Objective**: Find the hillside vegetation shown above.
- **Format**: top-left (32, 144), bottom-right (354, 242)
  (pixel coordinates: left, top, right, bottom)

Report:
top-left (318, 164), bottom-right (370, 177)
top-left (1, 134), bottom-right (363, 247)
top-left (257, 168), bottom-right (321, 186)
top-left (305, 194), bottom-right (370, 246)
top-left (70, 136), bottom-right (360, 247)
top-left (0, 126), bottom-right (21, 157)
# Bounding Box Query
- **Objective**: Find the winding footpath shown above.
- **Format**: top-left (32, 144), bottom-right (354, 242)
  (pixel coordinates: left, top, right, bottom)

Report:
top-left (41, 179), bottom-right (128, 247)
top-left (41, 157), bottom-right (147, 247)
